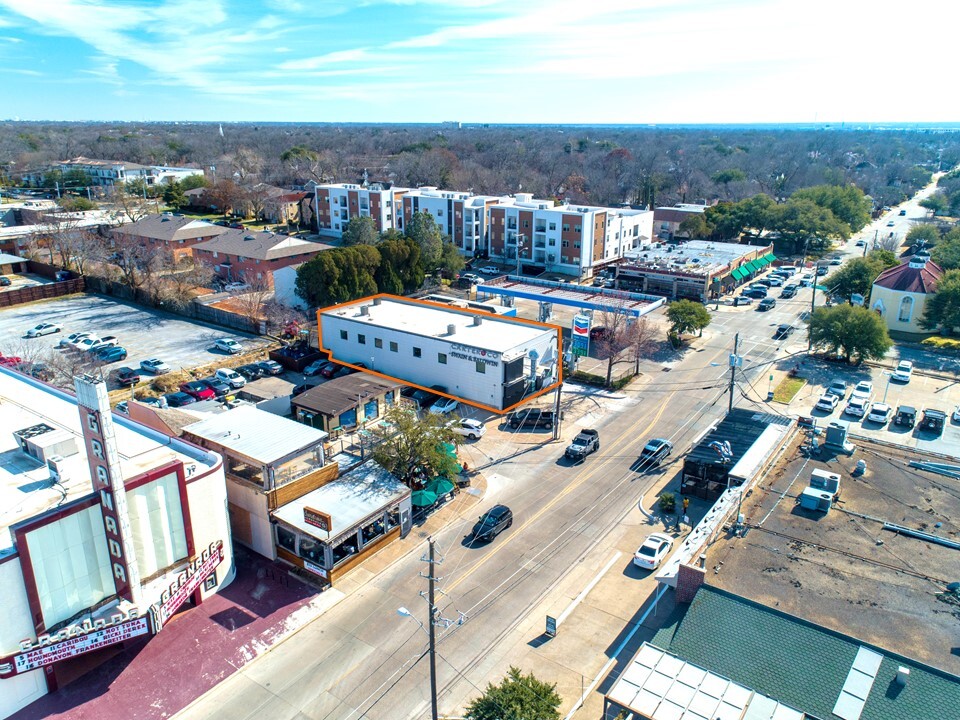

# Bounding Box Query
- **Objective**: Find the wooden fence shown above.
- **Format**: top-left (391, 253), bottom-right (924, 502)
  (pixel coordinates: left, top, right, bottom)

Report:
top-left (0, 277), bottom-right (85, 308)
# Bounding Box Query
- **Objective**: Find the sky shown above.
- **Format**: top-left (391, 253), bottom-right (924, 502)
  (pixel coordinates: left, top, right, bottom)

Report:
top-left (0, 0), bottom-right (957, 124)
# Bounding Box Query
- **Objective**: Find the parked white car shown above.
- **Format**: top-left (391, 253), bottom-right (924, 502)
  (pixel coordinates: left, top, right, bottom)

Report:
top-left (633, 533), bottom-right (675, 570)
top-left (223, 282), bottom-right (251, 292)
top-left (851, 381), bottom-right (873, 402)
top-left (867, 403), bottom-right (892, 424)
top-left (450, 418), bottom-right (486, 440)
top-left (140, 358), bottom-right (171, 374)
top-left (26, 323), bottom-right (61, 337)
top-left (815, 394), bottom-right (839, 412)
top-left (479, 265), bottom-right (500, 274)
top-left (215, 338), bottom-right (242, 354)
top-left (71, 336), bottom-right (102, 352)
top-left (844, 397), bottom-right (868, 418)
top-left (892, 360), bottom-right (913, 383)
top-left (429, 396), bottom-right (460, 415)
top-left (88, 336), bottom-right (119, 352)
top-left (215, 367), bottom-right (246, 388)
top-left (59, 331), bottom-right (92, 348)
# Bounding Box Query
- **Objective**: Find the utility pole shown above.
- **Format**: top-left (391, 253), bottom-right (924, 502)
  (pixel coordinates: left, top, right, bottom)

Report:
top-left (728, 332), bottom-right (740, 413)
top-left (553, 380), bottom-right (562, 441)
top-left (807, 263), bottom-right (819, 353)
top-left (420, 537), bottom-right (440, 720)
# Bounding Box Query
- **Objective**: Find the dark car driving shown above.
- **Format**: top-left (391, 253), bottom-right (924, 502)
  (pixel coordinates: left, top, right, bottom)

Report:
top-left (638, 438), bottom-right (673, 467)
top-left (471, 505), bottom-right (513, 542)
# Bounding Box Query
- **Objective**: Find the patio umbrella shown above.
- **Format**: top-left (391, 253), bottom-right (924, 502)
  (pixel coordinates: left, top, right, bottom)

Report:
top-left (426, 478), bottom-right (455, 496)
top-left (440, 442), bottom-right (457, 457)
top-left (411, 489), bottom-right (438, 507)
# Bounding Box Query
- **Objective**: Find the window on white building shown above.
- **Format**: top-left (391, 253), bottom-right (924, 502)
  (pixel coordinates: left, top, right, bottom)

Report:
top-left (390, 341), bottom-right (398, 352)
top-left (549, 222), bottom-right (556, 231)
top-left (358, 334), bottom-right (366, 344)
top-left (898, 296), bottom-right (914, 322)
top-left (413, 347), bottom-right (422, 358)
top-left (475, 361), bottom-right (486, 374)
top-left (438, 353), bottom-right (447, 364)
top-left (374, 338), bottom-right (383, 349)
top-left (340, 330), bottom-right (348, 340)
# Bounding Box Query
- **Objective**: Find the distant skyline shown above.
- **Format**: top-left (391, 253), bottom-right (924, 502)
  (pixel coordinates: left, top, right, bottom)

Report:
top-left (0, 0), bottom-right (957, 125)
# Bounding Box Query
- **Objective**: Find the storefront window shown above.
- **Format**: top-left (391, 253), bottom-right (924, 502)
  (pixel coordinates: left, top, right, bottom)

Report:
top-left (364, 399), bottom-right (379, 421)
top-left (332, 539), bottom-right (358, 565)
top-left (277, 525), bottom-right (297, 553)
top-left (387, 506), bottom-right (401, 530)
top-left (361, 518), bottom-right (386, 546)
top-left (299, 535), bottom-right (324, 564)
top-left (227, 454), bottom-right (264, 486)
top-left (273, 443), bottom-right (326, 486)
top-left (385, 391), bottom-right (395, 405)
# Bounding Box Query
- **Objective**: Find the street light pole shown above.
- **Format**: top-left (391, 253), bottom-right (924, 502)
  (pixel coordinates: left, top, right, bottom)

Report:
top-left (807, 263), bottom-right (820, 354)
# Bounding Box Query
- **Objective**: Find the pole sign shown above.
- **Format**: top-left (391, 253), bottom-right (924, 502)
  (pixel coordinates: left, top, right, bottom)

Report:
top-left (571, 314), bottom-right (590, 358)
top-left (304, 507), bottom-right (333, 533)
top-left (0, 614), bottom-right (150, 678)
top-left (152, 540), bottom-right (225, 629)
top-left (545, 615), bottom-right (557, 638)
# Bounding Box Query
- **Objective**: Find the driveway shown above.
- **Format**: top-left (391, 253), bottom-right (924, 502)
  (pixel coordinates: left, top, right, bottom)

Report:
top-left (2, 294), bottom-right (270, 385)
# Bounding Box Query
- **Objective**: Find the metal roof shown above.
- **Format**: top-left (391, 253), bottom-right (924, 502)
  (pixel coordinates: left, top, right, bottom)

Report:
top-left (183, 405), bottom-right (327, 464)
top-left (477, 276), bottom-right (664, 317)
top-left (293, 374), bottom-right (401, 417)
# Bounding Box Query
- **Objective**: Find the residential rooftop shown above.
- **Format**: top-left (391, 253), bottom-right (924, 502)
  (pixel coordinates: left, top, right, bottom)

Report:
top-left (0, 368), bottom-right (220, 554)
top-left (705, 433), bottom-right (960, 676)
top-left (619, 240), bottom-right (771, 276)
top-left (638, 584), bottom-right (960, 720)
top-left (192, 229), bottom-right (334, 261)
top-left (112, 213), bottom-right (227, 242)
top-left (321, 296), bottom-right (557, 355)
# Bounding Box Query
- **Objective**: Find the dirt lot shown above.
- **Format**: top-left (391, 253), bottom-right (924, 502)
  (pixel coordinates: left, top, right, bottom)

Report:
top-left (706, 434), bottom-right (960, 675)
top-left (0, 293), bottom-right (271, 387)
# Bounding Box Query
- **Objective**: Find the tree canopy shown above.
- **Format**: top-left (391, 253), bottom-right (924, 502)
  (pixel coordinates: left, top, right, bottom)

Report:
top-left (295, 246), bottom-right (379, 307)
top-left (791, 184), bottom-right (872, 233)
top-left (406, 211), bottom-right (444, 267)
top-left (809, 304), bottom-right (892, 362)
top-left (162, 181), bottom-right (188, 209)
top-left (464, 666), bottom-right (562, 720)
top-left (906, 224), bottom-right (940, 246)
top-left (342, 216), bottom-right (379, 246)
top-left (921, 269), bottom-right (960, 333)
top-left (931, 229), bottom-right (960, 270)
top-left (666, 299), bottom-right (712, 338)
top-left (370, 405), bottom-right (460, 483)
top-left (825, 251), bottom-right (899, 302)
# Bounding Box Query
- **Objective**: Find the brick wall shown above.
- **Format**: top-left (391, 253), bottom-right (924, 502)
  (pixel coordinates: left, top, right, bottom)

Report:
top-left (676, 563), bottom-right (706, 603)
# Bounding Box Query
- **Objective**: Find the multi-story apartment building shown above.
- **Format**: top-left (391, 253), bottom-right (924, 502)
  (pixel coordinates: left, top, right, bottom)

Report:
top-left (192, 229), bottom-right (333, 287)
top-left (487, 194), bottom-right (653, 279)
top-left (21, 158), bottom-right (205, 189)
top-left (311, 182), bottom-right (408, 239)
top-left (398, 187), bottom-right (501, 258)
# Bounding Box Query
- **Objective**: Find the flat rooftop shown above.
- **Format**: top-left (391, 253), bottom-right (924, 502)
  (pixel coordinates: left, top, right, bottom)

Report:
top-left (0, 369), bottom-right (218, 554)
top-left (271, 461), bottom-right (409, 542)
top-left (620, 240), bottom-right (767, 276)
top-left (183, 405), bottom-right (327, 465)
top-left (321, 297), bottom-right (556, 354)
top-left (705, 434), bottom-right (960, 676)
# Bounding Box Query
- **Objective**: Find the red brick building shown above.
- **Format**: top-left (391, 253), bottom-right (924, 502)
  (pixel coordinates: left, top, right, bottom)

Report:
top-left (110, 213), bottom-right (227, 262)
top-left (192, 229), bottom-right (333, 287)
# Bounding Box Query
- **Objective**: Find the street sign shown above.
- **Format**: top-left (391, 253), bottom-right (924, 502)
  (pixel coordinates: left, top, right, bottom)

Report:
top-left (545, 615), bottom-right (557, 637)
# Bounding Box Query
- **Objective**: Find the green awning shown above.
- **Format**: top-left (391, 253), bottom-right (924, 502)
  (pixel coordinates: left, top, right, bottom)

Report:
top-left (755, 256), bottom-right (769, 268)
top-left (731, 267), bottom-right (744, 280)
top-left (743, 260), bottom-right (758, 273)
top-left (765, 252), bottom-right (777, 262)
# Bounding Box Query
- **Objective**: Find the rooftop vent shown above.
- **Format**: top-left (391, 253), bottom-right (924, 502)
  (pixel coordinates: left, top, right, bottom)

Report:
top-left (244, 235), bottom-right (255, 241)
top-left (473, 316), bottom-right (482, 326)
top-left (360, 306), bottom-right (369, 316)
top-left (373, 297), bottom-right (382, 305)
top-left (896, 667), bottom-right (910, 686)
top-left (908, 257), bottom-right (927, 269)
top-left (447, 324), bottom-right (456, 336)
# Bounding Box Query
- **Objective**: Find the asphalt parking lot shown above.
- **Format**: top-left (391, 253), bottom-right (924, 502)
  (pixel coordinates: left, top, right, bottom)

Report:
top-left (0, 294), bottom-right (270, 384)
top-left (0, 272), bottom-right (52, 292)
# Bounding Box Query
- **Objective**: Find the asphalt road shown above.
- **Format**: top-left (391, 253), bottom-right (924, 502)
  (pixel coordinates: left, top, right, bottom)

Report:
top-left (175, 296), bottom-right (789, 720)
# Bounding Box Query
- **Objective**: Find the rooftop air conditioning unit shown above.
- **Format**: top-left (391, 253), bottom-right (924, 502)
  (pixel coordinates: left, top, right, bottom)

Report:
top-left (799, 488), bottom-right (833, 512)
top-left (47, 455), bottom-right (69, 484)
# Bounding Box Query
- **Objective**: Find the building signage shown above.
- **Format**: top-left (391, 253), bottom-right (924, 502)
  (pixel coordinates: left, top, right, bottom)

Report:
top-left (304, 507), bottom-right (333, 532)
top-left (152, 540), bottom-right (225, 629)
top-left (303, 560), bottom-right (329, 579)
top-left (0, 615), bottom-right (150, 678)
top-left (450, 343), bottom-right (500, 365)
top-left (571, 314), bottom-right (590, 357)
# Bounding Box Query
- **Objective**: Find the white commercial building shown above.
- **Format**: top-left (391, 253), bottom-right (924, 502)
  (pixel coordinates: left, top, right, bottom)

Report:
top-left (319, 296), bottom-right (559, 411)
top-left (0, 370), bottom-right (233, 717)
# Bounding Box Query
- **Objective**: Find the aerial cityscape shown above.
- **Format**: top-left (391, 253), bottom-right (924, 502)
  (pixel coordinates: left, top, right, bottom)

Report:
top-left (0, 2), bottom-right (958, 720)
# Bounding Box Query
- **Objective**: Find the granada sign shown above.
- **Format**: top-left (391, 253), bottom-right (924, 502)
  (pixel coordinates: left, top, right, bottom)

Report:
top-left (152, 541), bottom-right (225, 629)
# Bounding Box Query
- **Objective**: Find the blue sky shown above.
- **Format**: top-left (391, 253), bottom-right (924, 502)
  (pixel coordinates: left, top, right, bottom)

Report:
top-left (0, 0), bottom-right (956, 123)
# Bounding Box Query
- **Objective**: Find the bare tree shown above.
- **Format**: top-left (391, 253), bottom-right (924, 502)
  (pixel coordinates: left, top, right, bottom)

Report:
top-left (111, 186), bottom-right (155, 222)
top-left (150, 252), bottom-right (214, 310)
top-left (592, 299), bottom-right (658, 386)
top-left (230, 279), bottom-right (273, 330)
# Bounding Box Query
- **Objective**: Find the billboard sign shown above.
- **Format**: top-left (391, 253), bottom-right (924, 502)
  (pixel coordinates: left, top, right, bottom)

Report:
top-left (0, 615), bottom-right (150, 678)
top-left (571, 314), bottom-right (591, 358)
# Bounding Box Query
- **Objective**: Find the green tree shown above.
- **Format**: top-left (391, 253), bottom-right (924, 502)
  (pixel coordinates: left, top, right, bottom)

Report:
top-left (931, 231), bottom-right (960, 270)
top-left (376, 237), bottom-right (425, 294)
top-left (464, 666), bottom-right (562, 720)
top-left (438, 241), bottom-right (465, 278)
top-left (711, 168), bottom-right (746, 198)
top-left (921, 269), bottom-right (960, 333)
top-left (809, 304), bottom-right (892, 362)
top-left (181, 173), bottom-right (209, 191)
top-left (406, 211), bottom-right (443, 267)
top-left (826, 251), bottom-right (899, 301)
top-left (57, 195), bottom-right (96, 211)
top-left (162, 181), bottom-right (188, 209)
top-left (679, 213), bottom-right (713, 239)
top-left (61, 168), bottom-right (93, 189)
top-left (769, 198), bottom-right (849, 254)
top-left (920, 192), bottom-right (949, 216)
top-left (792, 184), bottom-right (872, 232)
top-left (666, 299), bottom-right (712, 338)
top-left (295, 246), bottom-right (380, 307)
top-left (906, 225), bottom-right (940, 247)
top-left (370, 405), bottom-right (460, 484)
top-left (342, 216), bottom-right (379, 246)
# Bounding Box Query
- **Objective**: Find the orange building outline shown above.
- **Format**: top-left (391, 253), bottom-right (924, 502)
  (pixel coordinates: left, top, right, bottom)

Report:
top-left (317, 294), bottom-right (563, 415)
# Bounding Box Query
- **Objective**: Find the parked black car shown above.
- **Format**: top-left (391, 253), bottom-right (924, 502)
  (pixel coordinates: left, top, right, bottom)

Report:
top-left (164, 391), bottom-right (197, 408)
top-left (114, 367), bottom-right (141, 387)
top-left (200, 378), bottom-right (231, 397)
top-left (471, 505), bottom-right (513, 542)
top-left (894, 405), bottom-right (916, 428)
top-left (236, 363), bottom-right (265, 381)
top-left (507, 408), bottom-right (557, 430)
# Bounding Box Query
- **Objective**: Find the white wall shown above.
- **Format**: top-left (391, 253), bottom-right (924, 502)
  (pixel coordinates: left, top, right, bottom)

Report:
top-left (225, 480), bottom-right (274, 559)
top-left (0, 558), bottom-right (48, 718)
top-left (185, 464), bottom-right (236, 598)
top-left (272, 265), bottom-right (304, 310)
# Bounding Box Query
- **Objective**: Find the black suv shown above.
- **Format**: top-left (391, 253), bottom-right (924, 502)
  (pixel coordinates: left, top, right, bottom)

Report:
top-left (507, 408), bottom-right (557, 430)
top-left (774, 324), bottom-right (793, 340)
top-left (638, 438), bottom-right (673, 467)
top-left (471, 505), bottom-right (513, 542)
